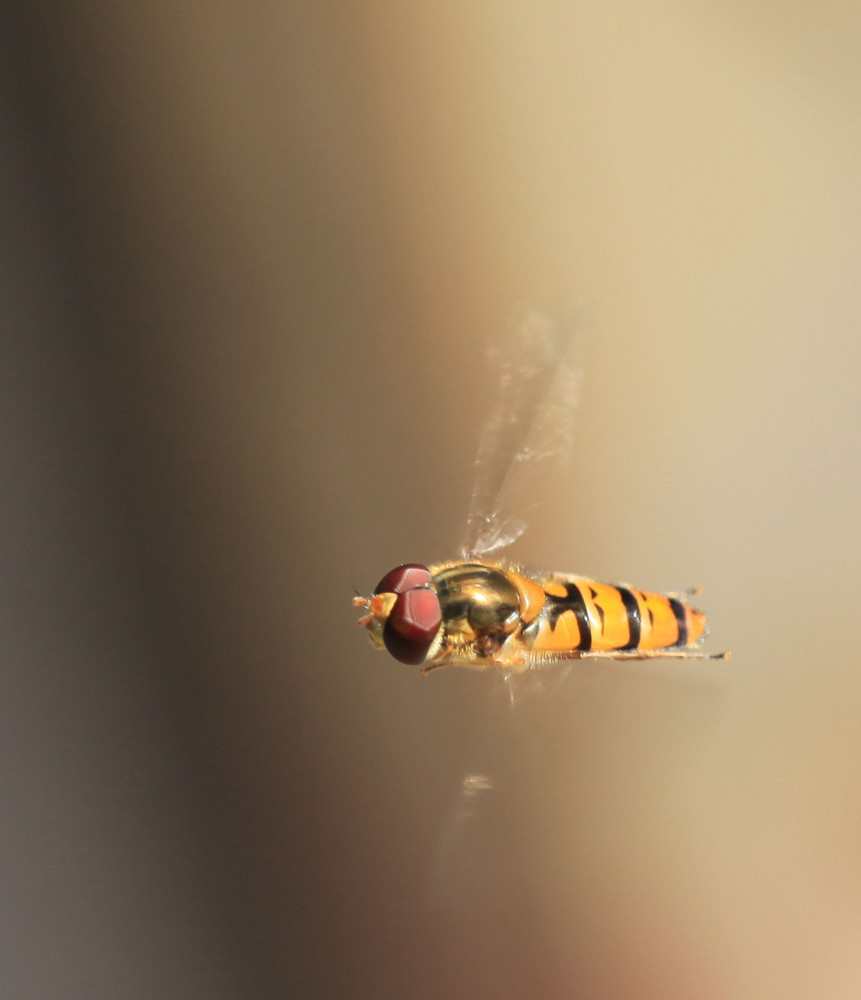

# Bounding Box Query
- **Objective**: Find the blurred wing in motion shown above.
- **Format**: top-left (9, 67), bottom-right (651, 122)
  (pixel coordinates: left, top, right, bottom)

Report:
top-left (461, 306), bottom-right (582, 559)
top-left (430, 306), bottom-right (583, 911)
top-left (427, 674), bottom-right (514, 911)
top-left (426, 669), bottom-right (570, 911)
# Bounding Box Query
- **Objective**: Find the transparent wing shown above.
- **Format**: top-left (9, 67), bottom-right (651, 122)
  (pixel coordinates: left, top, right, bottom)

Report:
top-left (429, 307), bottom-right (582, 910)
top-left (461, 305), bottom-right (583, 559)
top-left (427, 669), bottom-right (573, 911)
top-left (426, 673), bottom-right (513, 911)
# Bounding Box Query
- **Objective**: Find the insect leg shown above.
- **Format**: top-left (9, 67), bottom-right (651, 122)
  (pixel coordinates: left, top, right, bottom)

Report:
top-left (572, 648), bottom-right (730, 662)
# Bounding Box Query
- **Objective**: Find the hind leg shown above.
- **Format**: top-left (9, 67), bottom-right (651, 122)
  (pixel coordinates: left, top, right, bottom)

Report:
top-left (565, 648), bottom-right (730, 662)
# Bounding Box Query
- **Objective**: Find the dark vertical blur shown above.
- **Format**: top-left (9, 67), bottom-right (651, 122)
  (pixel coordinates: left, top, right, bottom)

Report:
top-left (0, 7), bottom-right (259, 997)
top-left (0, 5), bottom-right (397, 997)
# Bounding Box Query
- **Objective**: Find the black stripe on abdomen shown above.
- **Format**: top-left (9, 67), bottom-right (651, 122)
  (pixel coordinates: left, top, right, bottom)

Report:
top-left (616, 587), bottom-right (641, 650)
top-left (546, 583), bottom-right (592, 651)
top-left (669, 597), bottom-right (688, 648)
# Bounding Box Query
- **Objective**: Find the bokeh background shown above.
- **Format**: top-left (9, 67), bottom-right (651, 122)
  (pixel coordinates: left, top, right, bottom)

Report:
top-left (3, 4), bottom-right (861, 998)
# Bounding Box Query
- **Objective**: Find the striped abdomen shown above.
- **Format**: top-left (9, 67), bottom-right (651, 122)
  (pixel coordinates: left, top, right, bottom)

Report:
top-left (529, 579), bottom-right (705, 654)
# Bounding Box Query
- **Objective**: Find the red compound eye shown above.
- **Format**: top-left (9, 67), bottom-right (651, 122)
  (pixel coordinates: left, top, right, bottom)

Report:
top-left (383, 588), bottom-right (442, 665)
top-left (374, 564), bottom-right (432, 595)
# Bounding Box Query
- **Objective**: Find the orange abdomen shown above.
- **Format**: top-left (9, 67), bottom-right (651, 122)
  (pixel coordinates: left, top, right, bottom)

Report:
top-left (530, 579), bottom-right (705, 654)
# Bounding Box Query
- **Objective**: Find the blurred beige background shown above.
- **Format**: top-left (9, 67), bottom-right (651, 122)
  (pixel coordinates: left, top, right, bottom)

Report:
top-left (2, 4), bottom-right (861, 998)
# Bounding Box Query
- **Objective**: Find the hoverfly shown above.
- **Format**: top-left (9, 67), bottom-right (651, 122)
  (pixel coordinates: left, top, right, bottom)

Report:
top-left (354, 307), bottom-right (727, 674)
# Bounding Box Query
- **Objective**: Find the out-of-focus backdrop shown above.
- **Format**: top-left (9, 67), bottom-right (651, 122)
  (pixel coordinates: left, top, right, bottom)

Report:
top-left (3, 5), bottom-right (861, 998)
